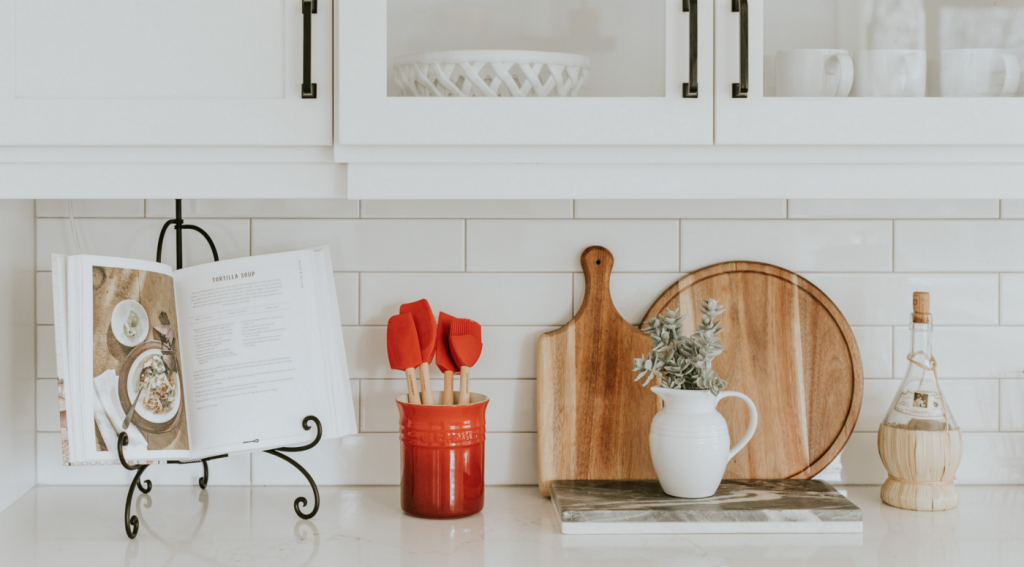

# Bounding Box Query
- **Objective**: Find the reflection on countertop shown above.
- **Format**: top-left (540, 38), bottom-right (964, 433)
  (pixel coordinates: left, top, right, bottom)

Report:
top-left (1, 485), bottom-right (1023, 566)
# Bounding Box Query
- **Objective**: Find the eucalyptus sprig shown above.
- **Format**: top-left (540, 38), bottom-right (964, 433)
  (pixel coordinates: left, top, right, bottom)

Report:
top-left (633, 299), bottom-right (728, 396)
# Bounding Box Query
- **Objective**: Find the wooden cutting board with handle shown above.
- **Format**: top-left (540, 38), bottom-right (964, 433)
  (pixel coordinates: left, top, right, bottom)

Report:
top-left (643, 262), bottom-right (863, 481)
top-left (537, 247), bottom-right (661, 497)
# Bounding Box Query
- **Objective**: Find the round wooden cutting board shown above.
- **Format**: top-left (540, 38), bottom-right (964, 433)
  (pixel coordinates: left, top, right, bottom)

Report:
top-left (643, 262), bottom-right (863, 480)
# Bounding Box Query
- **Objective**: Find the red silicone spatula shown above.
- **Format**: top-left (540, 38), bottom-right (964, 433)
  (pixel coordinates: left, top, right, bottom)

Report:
top-left (436, 312), bottom-right (457, 405)
top-left (387, 313), bottom-right (422, 405)
top-left (400, 299), bottom-right (437, 406)
top-left (450, 318), bottom-right (482, 406)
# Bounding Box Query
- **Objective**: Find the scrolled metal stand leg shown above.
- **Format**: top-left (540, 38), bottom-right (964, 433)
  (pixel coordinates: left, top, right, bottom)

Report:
top-left (264, 416), bottom-right (323, 520)
top-left (118, 432), bottom-right (151, 539)
top-left (198, 459), bottom-right (210, 489)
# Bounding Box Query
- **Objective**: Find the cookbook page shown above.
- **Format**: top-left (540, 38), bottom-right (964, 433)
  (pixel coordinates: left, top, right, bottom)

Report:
top-left (173, 250), bottom-right (324, 455)
top-left (70, 255), bottom-right (191, 463)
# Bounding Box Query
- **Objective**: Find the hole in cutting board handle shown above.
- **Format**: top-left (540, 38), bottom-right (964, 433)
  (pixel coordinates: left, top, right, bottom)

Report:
top-left (596, 260), bottom-right (601, 265)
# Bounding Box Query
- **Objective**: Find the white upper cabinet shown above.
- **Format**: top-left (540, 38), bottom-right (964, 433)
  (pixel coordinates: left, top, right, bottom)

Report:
top-left (335, 0), bottom-right (714, 156)
top-left (0, 0), bottom-right (332, 145)
top-left (715, 0), bottom-right (1024, 145)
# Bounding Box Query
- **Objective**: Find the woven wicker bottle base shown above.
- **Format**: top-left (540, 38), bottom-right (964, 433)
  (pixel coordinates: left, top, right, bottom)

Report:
top-left (880, 476), bottom-right (959, 512)
top-left (878, 424), bottom-right (962, 512)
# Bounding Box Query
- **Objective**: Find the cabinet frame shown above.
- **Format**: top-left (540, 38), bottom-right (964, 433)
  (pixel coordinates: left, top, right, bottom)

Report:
top-left (713, 0), bottom-right (1024, 146)
top-left (335, 0), bottom-right (715, 156)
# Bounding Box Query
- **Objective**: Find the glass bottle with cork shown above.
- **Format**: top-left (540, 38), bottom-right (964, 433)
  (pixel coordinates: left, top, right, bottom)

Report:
top-left (878, 292), bottom-right (962, 512)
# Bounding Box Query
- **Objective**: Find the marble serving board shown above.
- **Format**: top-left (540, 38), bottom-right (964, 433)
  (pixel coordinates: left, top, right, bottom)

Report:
top-left (550, 480), bottom-right (863, 534)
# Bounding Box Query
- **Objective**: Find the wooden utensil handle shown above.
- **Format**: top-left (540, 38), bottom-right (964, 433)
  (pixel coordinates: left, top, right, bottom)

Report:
top-left (418, 363), bottom-right (435, 405)
top-left (458, 366), bottom-right (471, 405)
top-left (443, 371), bottom-right (455, 406)
top-left (404, 368), bottom-right (421, 405)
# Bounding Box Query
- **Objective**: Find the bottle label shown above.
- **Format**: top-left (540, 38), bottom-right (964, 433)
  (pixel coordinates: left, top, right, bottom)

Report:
top-left (894, 391), bottom-right (945, 418)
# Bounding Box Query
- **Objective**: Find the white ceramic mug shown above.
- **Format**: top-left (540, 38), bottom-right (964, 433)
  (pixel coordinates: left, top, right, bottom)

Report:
top-left (852, 50), bottom-right (926, 97)
top-left (775, 49), bottom-right (854, 97)
top-left (941, 49), bottom-right (1020, 97)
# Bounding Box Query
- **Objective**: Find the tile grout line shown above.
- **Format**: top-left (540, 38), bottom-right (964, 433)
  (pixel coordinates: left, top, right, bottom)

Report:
top-left (250, 212), bottom-right (254, 485)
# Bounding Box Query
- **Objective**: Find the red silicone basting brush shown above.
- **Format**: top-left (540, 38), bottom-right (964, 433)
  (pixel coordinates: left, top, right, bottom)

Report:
top-left (450, 319), bottom-right (482, 406)
top-left (400, 299), bottom-right (437, 406)
top-left (387, 313), bottom-right (422, 405)
top-left (435, 313), bottom-right (457, 405)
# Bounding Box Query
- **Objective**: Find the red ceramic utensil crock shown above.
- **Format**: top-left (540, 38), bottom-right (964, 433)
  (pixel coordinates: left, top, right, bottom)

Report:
top-left (397, 393), bottom-right (489, 519)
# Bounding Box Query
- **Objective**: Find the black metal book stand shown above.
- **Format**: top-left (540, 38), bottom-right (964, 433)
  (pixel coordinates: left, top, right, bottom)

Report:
top-left (116, 199), bottom-right (321, 539)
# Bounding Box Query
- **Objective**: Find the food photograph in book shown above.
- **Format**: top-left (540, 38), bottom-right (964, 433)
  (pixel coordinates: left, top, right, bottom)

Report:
top-left (92, 266), bottom-right (188, 452)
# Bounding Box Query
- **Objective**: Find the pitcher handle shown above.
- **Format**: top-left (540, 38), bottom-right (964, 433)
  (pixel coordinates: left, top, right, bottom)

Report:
top-left (717, 391), bottom-right (758, 461)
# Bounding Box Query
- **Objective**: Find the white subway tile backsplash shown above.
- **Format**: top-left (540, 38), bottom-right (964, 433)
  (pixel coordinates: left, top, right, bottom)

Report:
top-left (957, 434), bottom-right (1024, 484)
top-left (253, 434), bottom-right (398, 485)
top-left (485, 433), bottom-right (538, 485)
top-left (360, 273), bottom-right (572, 326)
top-left (893, 327), bottom-right (1024, 378)
top-left (836, 433), bottom-right (888, 484)
top-left (895, 221), bottom-right (1024, 272)
top-left (36, 433), bottom-right (132, 485)
top-left (1002, 381), bottom-right (1024, 431)
top-left (789, 200), bottom-right (999, 219)
top-left (35, 432), bottom-right (251, 485)
top-left (252, 220), bottom-right (464, 272)
top-left (467, 220), bottom-right (680, 273)
top-left (144, 454), bottom-right (252, 486)
top-left (1000, 201), bottom-right (1024, 218)
top-left (682, 221), bottom-right (893, 272)
top-left (36, 379), bottom-right (59, 432)
top-left (1000, 274), bottom-right (1024, 325)
top-left (147, 199), bottom-right (359, 219)
top-left (344, 326), bottom-right (555, 379)
top-left (573, 273), bottom-right (686, 326)
top-left (34, 199), bottom-right (1024, 487)
top-left (37, 326), bottom-right (56, 379)
top-left (852, 327), bottom-right (893, 379)
top-left (857, 380), bottom-right (899, 432)
top-left (807, 274), bottom-right (999, 326)
top-left (251, 432), bottom-right (537, 485)
top-left (362, 200), bottom-right (572, 219)
top-left (941, 380), bottom-right (1001, 432)
top-left (574, 200), bottom-right (786, 219)
top-left (36, 200), bottom-right (145, 218)
top-left (856, 380), bottom-right (997, 434)
top-left (36, 218), bottom-right (249, 270)
top-left (37, 272), bottom-right (54, 325)
top-left (359, 379), bottom-right (536, 433)
top-left (335, 273), bottom-right (359, 326)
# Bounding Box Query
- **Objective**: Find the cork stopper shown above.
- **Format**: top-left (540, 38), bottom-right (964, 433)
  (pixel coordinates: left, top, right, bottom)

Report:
top-left (912, 292), bottom-right (930, 323)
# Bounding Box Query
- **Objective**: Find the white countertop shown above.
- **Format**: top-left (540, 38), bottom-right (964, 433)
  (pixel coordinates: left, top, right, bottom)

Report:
top-left (2, 485), bottom-right (1022, 566)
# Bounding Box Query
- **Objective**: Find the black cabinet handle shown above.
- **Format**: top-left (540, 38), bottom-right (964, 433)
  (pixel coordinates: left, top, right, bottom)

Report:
top-left (682, 0), bottom-right (698, 98)
top-left (732, 0), bottom-right (748, 98)
top-left (302, 0), bottom-right (317, 99)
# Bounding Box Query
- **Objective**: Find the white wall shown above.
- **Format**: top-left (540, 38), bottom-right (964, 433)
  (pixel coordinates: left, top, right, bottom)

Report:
top-left (33, 198), bottom-right (1024, 486)
top-left (0, 200), bottom-right (36, 512)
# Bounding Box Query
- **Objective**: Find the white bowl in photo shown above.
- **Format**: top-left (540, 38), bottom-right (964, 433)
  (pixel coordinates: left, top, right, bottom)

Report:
top-left (111, 300), bottom-right (149, 347)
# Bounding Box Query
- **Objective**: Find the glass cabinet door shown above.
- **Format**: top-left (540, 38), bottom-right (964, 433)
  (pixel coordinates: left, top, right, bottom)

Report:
top-left (715, 0), bottom-right (1024, 145)
top-left (336, 0), bottom-right (713, 150)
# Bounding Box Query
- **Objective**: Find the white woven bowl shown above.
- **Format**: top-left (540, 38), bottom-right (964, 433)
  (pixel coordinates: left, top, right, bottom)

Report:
top-left (394, 50), bottom-right (591, 97)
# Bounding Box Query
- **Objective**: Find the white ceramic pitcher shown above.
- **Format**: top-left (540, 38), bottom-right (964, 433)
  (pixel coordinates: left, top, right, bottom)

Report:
top-left (649, 387), bottom-right (758, 498)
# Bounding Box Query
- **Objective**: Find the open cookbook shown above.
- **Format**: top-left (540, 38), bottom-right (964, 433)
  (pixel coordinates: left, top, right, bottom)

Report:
top-left (51, 247), bottom-right (357, 465)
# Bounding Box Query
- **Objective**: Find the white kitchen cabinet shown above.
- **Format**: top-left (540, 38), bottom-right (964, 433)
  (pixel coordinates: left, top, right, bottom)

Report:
top-left (715, 0), bottom-right (1024, 145)
top-left (0, 0), bottom-right (332, 146)
top-left (335, 0), bottom-right (714, 158)
top-left (340, 0), bottom-right (1024, 199)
